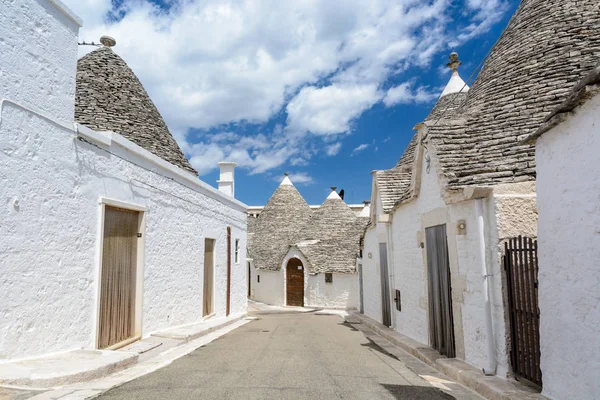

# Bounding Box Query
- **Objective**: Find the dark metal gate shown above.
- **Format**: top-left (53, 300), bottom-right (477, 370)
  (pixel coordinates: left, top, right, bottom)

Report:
top-left (503, 236), bottom-right (542, 387)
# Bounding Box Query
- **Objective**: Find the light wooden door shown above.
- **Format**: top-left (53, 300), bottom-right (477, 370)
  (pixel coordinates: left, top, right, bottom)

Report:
top-left (286, 258), bottom-right (304, 307)
top-left (203, 238), bottom-right (215, 316)
top-left (98, 207), bottom-right (139, 349)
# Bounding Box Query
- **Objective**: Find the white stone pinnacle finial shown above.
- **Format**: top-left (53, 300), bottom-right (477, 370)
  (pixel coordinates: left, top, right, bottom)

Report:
top-left (280, 172), bottom-right (293, 186)
top-left (327, 187), bottom-right (341, 200)
top-left (441, 51), bottom-right (469, 97)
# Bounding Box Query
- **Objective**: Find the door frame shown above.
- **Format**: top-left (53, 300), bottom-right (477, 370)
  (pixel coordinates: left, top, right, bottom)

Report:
top-left (282, 248), bottom-right (308, 307)
top-left (424, 223), bottom-right (456, 358)
top-left (202, 236), bottom-right (217, 319)
top-left (94, 197), bottom-right (146, 350)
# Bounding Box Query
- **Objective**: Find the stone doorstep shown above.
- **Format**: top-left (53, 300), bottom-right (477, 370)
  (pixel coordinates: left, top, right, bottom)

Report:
top-left (350, 312), bottom-right (547, 400)
top-left (151, 313), bottom-right (246, 342)
top-left (0, 313), bottom-right (246, 390)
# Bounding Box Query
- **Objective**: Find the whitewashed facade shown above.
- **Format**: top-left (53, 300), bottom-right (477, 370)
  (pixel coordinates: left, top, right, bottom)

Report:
top-left (0, 0), bottom-right (247, 362)
top-left (361, 1), bottom-right (600, 390)
top-left (526, 68), bottom-right (600, 400)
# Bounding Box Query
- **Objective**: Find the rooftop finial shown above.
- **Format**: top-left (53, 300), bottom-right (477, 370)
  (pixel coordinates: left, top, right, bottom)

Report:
top-left (284, 172), bottom-right (289, 177)
top-left (100, 35), bottom-right (116, 47)
top-left (330, 186), bottom-right (337, 192)
top-left (447, 52), bottom-right (461, 72)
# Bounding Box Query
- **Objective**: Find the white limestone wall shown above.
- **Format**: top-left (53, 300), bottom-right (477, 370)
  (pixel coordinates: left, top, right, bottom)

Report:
top-left (249, 267), bottom-right (284, 306)
top-left (306, 273), bottom-right (359, 309)
top-left (363, 144), bottom-right (519, 377)
top-left (0, 0), bottom-right (80, 125)
top-left (361, 227), bottom-right (381, 322)
top-left (360, 194), bottom-right (387, 323)
top-left (0, 103), bottom-right (247, 361)
top-left (535, 94), bottom-right (600, 400)
top-left (250, 246), bottom-right (359, 309)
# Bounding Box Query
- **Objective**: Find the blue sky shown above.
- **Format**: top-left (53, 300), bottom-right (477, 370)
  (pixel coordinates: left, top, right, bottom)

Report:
top-left (66, 0), bottom-right (519, 206)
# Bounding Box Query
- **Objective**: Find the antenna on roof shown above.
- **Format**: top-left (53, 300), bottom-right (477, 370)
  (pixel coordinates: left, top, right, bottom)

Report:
top-left (78, 41), bottom-right (100, 47)
top-left (100, 35), bottom-right (116, 47)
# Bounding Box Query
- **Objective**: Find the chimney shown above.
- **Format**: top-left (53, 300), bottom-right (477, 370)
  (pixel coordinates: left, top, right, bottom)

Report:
top-left (217, 162), bottom-right (236, 197)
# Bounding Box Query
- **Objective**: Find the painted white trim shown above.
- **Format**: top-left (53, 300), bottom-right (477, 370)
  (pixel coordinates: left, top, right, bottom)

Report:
top-left (94, 201), bottom-right (146, 348)
top-left (98, 197), bottom-right (147, 212)
top-left (48, 0), bottom-right (83, 26)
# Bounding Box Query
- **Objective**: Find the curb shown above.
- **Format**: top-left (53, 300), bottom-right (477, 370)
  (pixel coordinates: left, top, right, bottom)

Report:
top-left (349, 312), bottom-right (546, 400)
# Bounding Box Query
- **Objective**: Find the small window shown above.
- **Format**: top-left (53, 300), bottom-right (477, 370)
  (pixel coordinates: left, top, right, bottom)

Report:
top-left (325, 273), bottom-right (333, 283)
top-left (234, 239), bottom-right (240, 263)
top-left (257, 275), bottom-right (260, 283)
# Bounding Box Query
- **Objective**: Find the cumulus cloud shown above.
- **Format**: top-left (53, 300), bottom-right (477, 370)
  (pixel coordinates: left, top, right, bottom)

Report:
top-left (286, 84), bottom-right (381, 136)
top-left (383, 82), bottom-right (440, 107)
top-left (64, 0), bottom-right (510, 176)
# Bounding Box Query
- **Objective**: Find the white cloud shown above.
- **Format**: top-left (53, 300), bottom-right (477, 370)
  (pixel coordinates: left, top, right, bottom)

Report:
top-left (273, 172), bottom-right (313, 185)
top-left (64, 0), bottom-right (510, 176)
top-left (352, 143), bottom-right (370, 155)
top-left (383, 82), bottom-right (440, 107)
top-left (286, 84), bottom-right (381, 136)
top-left (326, 143), bottom-right (343, 156)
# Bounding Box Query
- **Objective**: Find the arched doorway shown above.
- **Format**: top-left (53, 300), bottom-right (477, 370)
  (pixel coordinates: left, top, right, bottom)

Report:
top-left (286, 258), bottom-right (304, 307)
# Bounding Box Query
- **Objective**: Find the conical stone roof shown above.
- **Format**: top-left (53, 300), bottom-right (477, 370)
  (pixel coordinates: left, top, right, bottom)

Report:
top-left (248, 178), bottom-right (313, 271)
top-left (428, 0), bottom-right (600, 189)
top-left (299, 192), bottom-right (365, 274)
top-left (75, 47), bottom-right (197, 175)
top-left (375, 61), bottom-right (469, 213)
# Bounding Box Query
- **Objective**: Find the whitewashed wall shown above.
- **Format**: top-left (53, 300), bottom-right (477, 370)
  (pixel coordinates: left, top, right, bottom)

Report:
top-left (249, 266), bottom-right (284, 306)
top-left (306, 273), bottom-right (359, 309)
top-left (0, 103), bottom-right (248, 361)
top-left (250, 247), bottom-right (359, 309)
top-left (360, 140), bottom-right (539, 378)
top-left (0, 0), bottom-right (80, 125)
top-left (536, 94), bottom-right (600, 400)
top-left (362, 204), bottom-right (384, 323)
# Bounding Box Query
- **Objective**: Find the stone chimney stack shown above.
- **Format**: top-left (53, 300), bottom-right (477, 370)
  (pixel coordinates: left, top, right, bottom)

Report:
top-left (217, 162), bottom-right (236, 197)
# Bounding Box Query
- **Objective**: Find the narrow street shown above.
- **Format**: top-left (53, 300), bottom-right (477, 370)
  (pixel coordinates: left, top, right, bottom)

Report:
top-left (97, 309), bottom-right (483, 400)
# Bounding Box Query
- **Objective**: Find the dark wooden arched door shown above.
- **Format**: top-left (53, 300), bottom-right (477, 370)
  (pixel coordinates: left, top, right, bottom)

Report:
top-left (286, 258), bottom-right (304, 307)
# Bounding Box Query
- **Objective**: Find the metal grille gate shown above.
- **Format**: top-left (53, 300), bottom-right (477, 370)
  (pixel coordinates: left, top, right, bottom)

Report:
top-left (503, 236), bottom-right (542, 387)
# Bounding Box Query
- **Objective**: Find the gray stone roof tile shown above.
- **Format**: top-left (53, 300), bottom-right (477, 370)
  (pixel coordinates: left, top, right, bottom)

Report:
top-left (428, 0), bottom-right (600, 190)
top-left (248, 183), bottom-right (365, 274)
top-left (75, 47), bottom-right (197, 175)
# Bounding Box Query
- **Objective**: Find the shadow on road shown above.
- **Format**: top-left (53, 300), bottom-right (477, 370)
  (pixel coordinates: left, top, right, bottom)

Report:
top-left (381, 384), bottom-right (456, 400)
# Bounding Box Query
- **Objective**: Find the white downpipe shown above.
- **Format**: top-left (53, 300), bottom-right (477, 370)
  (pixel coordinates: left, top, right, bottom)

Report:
top-left (476, 198), bottom-right (497, 376)
top-left (385, 218), bottom-right (397, 329)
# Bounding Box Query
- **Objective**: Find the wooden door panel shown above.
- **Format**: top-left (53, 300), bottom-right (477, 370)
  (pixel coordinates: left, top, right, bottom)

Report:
top-left (286, 259), bottom-right (304, 307)
top-left (98, 207), bottom-right (139, 349)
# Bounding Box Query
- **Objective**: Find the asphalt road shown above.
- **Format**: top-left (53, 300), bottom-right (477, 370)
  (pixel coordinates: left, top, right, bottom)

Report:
top-left (98, 310), bottom-right (483, 399)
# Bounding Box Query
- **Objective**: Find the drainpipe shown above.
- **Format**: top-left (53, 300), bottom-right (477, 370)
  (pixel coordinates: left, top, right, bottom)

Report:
top-left (385, 216), bottom-right (397, 329)
top-left (476, 198), bottom-right (497, 376)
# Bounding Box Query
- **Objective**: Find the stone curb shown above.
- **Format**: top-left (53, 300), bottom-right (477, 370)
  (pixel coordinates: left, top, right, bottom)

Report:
top-left (151, 313), bottom-right (247, 342)
top-left (349, 312), bottom-right (547, 400)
